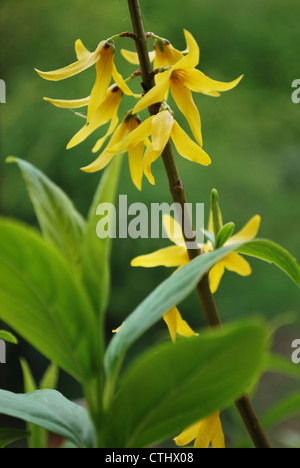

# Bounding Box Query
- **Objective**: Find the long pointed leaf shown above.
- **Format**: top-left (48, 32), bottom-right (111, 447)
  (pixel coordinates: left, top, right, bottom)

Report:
top-left (81, 156), bottom-right (122, 315)
top-left (0, 390), bottom-right (95, 448)
top-left (0, 218), bottom-right (99, 382)
top-left (7, 157), bottom-right (85, 270)
top-left (106, 322), bottom-right (268, 448)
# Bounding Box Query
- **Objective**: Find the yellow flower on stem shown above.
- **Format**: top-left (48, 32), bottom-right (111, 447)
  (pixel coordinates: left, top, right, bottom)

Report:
top-left (65, 84), bottom-right (123, 150)
top-left (123, 109), bottom-right (211, 185)
top-left (121, 36), bottom-right (187, 84)
top-left (81, 113), bottom-right (145, 191)
top-left (207, 214), bottom-right (261, 293)
top-left (133, 30), bottom-right (243, 147)
top-left (35, 39), bottom-right (117, 122)
top-left (36, 38), bottom-right (140, 125)
top-left (131, 212), bottom-right (261, 293)
top-left (174, 412), bottom-right (225, 449)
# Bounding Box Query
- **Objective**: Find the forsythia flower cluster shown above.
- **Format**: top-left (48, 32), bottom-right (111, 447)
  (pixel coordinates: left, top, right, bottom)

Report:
top-left (36, 30), bottom-right (242, 191)
top-left (36, 30), bottom-right (246, 450)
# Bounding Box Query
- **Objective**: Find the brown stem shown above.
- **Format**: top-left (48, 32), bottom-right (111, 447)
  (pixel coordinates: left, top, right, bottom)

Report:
top-left (127, 0), bottom-right (271, 449)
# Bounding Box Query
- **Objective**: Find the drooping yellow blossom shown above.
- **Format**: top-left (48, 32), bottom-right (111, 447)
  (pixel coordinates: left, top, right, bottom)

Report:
top-left (131, 213), bottom-right (261, 293)
top-left (133, 30), bottom-right (243, 147)
top-left (122, 109), bottom-right (211, 185)
top-left (66, 85), bottom-right (123, 150)
top-left (121, 37), bottom-right (188, 84)
top-left (35, 39), bottom-right (117, 123)
top-left (36, 39), bottom-right (141, 125)
top-left (174, 412), bottom-right (225, 449)
top-left (81, 113), bottom-right (145, 190)
top-left (121, 38), bottom-right (184, 68)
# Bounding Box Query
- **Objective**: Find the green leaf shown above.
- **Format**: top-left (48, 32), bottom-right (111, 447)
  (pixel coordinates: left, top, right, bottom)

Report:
top-left (20, 358), bottom-right (45, 448)
top-left (0, 390), bottom-right (95, 448)
top-left (0, 428), bottom-right (30, 448)
top-left (39, 363), bottom-right (59, 391)
top-left (236, 239), bottom-right (300, 287)
top-left (266, 353), bottom-right (300, 381)
top-left (105, 322), bottom-right (268, 448)
top-left (81, 156), bottom-right (122, 315)
top-left (0, 218), bottom-right (99, 383)
top-left (20, 360), bottom-right (59, 448)
top-left (262, 391), bottom-right (300, 429)
top-left (104, 244), bottom-right (237, 378)
top-left (0, 330), bottom-right (18, 344)
top-left (7, 157), bottom-right (85, 270)
top-left (215, 222), bottom-right (235, 248)
top-left (20, 359), bottom-right (37, 393)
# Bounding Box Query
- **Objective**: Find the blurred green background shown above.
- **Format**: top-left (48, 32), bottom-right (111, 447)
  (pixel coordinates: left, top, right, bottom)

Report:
top-left (1, 0), bottom-right (300, 447)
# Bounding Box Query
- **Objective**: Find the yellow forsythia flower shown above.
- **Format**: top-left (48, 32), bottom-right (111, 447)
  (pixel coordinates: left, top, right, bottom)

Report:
top-left (81, 113), bottom-right (145, 191)
top-left (131, 213), bottom-right (261, 293)
top-left (125, 109), bottom-right (211, 185)
top-left (174, 412), bottom-right (225, 449)
top-left (133, 30), bottom-right (243, 147)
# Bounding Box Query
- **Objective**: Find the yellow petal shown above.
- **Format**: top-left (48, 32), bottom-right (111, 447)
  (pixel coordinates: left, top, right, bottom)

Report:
top-left (133, 75), bottom-right (171, 114)
top-left (184, 69), bottom-right (243, 94)
top-left (112, 63), bottom-right (142, 98)
top-left (131, 245), bottom-right (189, 268)
top-left (125, 116), bottom-right (152, 149)
top-left (163, 307), bottom-right (178, 343)
top-left (87, 45), bottom-right (114, 122)
top-left (227, 215), bottom-right (261, 245)
top-left (75, 39), bottom-right (91, 60)
top-left (92, 113), bottom-right (119, 153)
top-left (143, 143), bottom-right (161, 185)
top-left (121, 49), bottom-right (155, 65)
top-left (173, 30), bottom-right (199, 71)
top-left (67, 86), bottom-right (122, 149)
top-left (121, 49), bottom-right (140, 65)
top-left (170, 81), bottom-right (203, 146)
top-left (174, 421), bottom-right (201, 446)
top-left (35, 43), bottom-right (102, 81)
top-left (81, 122), bottom-right (127, 173)
top-left (43, 96), bottom-right (90, 109)
top-left (81, 150), bottom-right (115, 173)
top-left (128, 142), bottom-right (144, 191)
top-left (162, 214), bottom-right (185, 247)
top-left (223, 253), bottom-right (252, 276)
top-left (151, 111), bottom-right (174, 152)
top-left (154, 42), bottom-right (183, 69)
top-left (171, 121), bottom-right (211, 166)
top-left (175, 311), bottom-right (197, 338)
top-left (212, 417), bottom-right (226, 449)
top-left (209, 261), bottom-right (225, 293)
top-left (194, 413), bottom-right (220, 449)
top-left (163, 307), bottom-right (196, 342)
